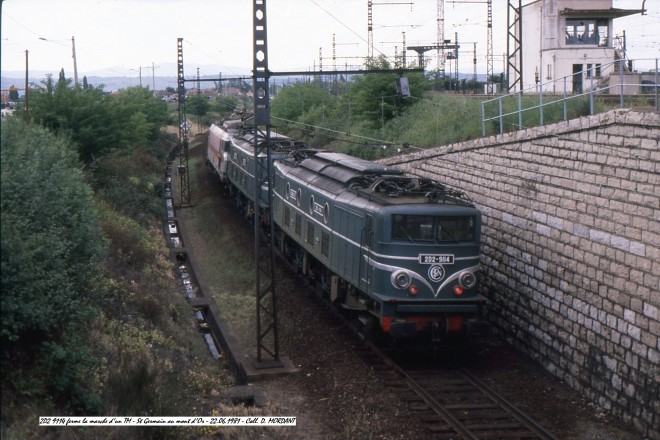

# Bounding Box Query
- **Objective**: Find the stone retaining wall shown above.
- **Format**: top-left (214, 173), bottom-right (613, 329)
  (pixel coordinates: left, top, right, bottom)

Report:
top-left (381, 109), bottom-right (659, 438)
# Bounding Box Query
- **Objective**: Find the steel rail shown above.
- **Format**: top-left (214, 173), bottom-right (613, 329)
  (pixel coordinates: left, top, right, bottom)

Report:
top-left (275, 239), bottom-right (559, 440)
top-left (358, 336), bottom-right (479, 439)
top-left (458, 366), bottom-right (560, 440)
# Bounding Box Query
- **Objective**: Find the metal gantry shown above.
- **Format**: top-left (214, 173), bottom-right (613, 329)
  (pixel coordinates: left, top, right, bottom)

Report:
top-left (409, 39), bottom-right (459, 79)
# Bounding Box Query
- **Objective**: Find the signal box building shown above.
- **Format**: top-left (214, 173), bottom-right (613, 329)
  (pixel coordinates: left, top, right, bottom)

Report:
top-left (517, 0), bottom-right (642, 94)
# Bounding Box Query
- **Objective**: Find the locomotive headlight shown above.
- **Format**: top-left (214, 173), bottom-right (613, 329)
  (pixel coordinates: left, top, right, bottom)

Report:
top-left (407, 284), bottom-right (419, 296)
top-left (458, 271), bottom-right (477, 290)
top-left (391, 271), bottom-right (411, 289)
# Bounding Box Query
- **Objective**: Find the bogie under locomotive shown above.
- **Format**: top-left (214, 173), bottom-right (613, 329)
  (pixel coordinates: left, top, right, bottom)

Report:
top-left (207, 118), bottom-right (490, 342)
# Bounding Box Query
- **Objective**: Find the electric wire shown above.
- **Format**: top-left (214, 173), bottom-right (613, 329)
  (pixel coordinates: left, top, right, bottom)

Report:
top-left (271, 115), bottom-right (398, 148)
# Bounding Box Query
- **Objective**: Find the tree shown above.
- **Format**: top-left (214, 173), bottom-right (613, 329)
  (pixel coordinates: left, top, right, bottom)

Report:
top-left (28, 81), bottom-right (169, 162)
top-left (212, 94), bottom-right (241, 117)
top-left (271, 82), bottom-right (334, 123)
top-left (58, 68), bottom-right (67, 84)
top-left (1, 119), bottom-right (107, 411)
top-left (337, 56), bottom-right (428, 130)
top-left (110, 86), bottom-right (169, 146)
top-left (8, 85), bottom-right (19, 102)
top-left (187, 93), bottom-right (210, 118)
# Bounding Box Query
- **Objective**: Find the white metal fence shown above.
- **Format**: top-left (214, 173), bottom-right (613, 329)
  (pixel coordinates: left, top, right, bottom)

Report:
top-left (481, 58), bottom-right (659, 136)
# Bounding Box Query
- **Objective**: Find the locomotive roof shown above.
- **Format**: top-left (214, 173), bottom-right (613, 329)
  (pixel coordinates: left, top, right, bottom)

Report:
top-left (231, 127), bottom-right (311, 155)
top-left (299, 152), bottom-right (403, 183)
top-left (281, 151), bottom-right (473, 207)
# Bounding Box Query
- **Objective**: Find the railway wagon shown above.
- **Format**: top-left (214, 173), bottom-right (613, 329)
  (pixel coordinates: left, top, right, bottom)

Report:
top-left (208, 118), bottom-right (310, 215)
top-left (272, 151), bottom-right (488, 340)
top-left (207, 120), bottom-right (241, 184)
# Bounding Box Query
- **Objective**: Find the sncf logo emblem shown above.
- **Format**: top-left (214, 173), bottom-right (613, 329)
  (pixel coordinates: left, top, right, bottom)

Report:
top-left (428, 265), bottom-right (445, 282)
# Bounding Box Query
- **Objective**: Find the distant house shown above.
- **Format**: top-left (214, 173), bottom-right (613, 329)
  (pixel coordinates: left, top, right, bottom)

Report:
top-left (513, 0), bottom-right (643, 94)
top-left (160, 92), bottom-right (178, 102)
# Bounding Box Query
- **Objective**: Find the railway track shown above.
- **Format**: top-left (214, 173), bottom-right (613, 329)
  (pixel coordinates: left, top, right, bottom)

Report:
top-left (196, 185), bottom-right (560, 439)
top-left (203, 160), bottom-right (560, 438)
top-left (281, 261), bottom-right (561, 439)
top-left (354, 334), bottom-right (560, 440)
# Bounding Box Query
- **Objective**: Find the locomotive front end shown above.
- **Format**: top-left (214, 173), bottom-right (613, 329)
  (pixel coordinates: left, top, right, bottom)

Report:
top-left (368, 204), bottom-right (489, 341)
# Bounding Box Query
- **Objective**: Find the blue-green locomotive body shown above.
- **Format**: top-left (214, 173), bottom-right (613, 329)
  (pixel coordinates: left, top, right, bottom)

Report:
top-left (208, 121), bottom-right (489, 340)
top-left (273, 151), bottom-right (487, 339)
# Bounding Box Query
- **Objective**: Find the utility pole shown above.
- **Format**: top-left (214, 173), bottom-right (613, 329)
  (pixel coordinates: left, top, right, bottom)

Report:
top-left (319, 47), bottom-right (323, 87)
top-left (196, 68), bottom-right (202, 134)
top-left (454, 32), bottom-right (459, 91)
top-left (473, 42), bottom-right (477, 92)
top-left (437, 0), bottom-right (445, 75)
top-left (147, 62), bottom-right (159, 94)
top-left (24, 50), bottom-right (29, 121)
top-left (71, 36), bottom-right (79, 87)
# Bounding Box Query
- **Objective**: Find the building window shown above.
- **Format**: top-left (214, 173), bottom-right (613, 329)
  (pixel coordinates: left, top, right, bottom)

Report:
top-left (565, 19), bottom-right (608, 47)
top-left (586, 64), bottom-right (601, 78)
top-left (295, 213), bottom-right (302, 236)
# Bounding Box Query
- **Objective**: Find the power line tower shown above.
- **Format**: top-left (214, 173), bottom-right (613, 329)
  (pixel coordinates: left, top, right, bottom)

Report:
top-left (367, 1), bottom-right (414, 61)
top-left (368, 0), bottom-right (374, 59)
top-left (507, 0), bottom-right (523, 92)
top-left (437, 0), bottom-right (445, 75)
top-left (487, 0), bottom-right (493, 93)
top-left (176, 38), bottom-right (191, 206)
top-left (252, 0), bottom-right (282, 368)
top-left (447, 0), bottom-right (493, 92)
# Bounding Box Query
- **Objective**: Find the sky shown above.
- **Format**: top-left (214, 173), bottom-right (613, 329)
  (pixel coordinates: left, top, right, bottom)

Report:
top-left (1, 0), bottom-right (659, 82)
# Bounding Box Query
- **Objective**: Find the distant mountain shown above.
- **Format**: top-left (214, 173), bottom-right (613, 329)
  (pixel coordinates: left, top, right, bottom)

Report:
top-left (1, 74), bottom-right (175, 93)
top-left (1, 63), bottom-right (251, 93)
top-left (2, 66), bottom-right (490, 95)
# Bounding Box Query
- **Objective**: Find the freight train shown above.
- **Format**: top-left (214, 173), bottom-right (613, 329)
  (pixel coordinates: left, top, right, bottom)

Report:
top-left (207, 116), bottom-right (490, 342)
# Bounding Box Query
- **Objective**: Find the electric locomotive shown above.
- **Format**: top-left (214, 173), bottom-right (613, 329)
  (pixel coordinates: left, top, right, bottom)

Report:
top-left (208, 119), bottom-right (489, 341)
top-left (272, 151), bottom-right (488, 341)
top-left (207, 116), bottom-right (310, 215)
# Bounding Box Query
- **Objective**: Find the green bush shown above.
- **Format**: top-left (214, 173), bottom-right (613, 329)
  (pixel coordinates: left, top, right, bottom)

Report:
top-left (1, 119), bottom-right (107, 412)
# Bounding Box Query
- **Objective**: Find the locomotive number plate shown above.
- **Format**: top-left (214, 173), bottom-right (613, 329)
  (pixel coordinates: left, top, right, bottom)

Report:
top-left (419, 254), bottom-right (454, 265)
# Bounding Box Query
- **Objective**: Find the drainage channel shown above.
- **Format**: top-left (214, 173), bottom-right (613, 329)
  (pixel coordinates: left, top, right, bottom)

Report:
top-left (163, 154), bottom-right (297, 384)
top-left (164, 160), bottom-right (223, 362)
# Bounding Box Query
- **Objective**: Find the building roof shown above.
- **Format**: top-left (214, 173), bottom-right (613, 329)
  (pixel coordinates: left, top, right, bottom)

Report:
top-left (560, 8), bottom-right (643, 19)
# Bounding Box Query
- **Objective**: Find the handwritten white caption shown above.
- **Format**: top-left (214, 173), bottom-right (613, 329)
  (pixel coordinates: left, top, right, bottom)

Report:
top-left (40, 416), bottom-right (296, 426)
